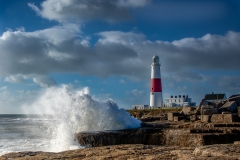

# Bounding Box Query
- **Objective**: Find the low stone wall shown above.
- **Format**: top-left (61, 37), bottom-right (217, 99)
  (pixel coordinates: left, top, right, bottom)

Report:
top-left (211, 114), bottom-right (239, 123)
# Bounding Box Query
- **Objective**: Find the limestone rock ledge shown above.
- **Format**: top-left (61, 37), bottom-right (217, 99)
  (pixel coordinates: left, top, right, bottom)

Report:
top-left (75, 128), bottom-right (165, 147)
top-left (1, 144), bottom-right (240, 160)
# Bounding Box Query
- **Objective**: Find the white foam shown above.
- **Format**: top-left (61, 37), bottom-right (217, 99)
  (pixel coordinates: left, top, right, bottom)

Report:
top-left (22, 85), bottom-right (141, 152)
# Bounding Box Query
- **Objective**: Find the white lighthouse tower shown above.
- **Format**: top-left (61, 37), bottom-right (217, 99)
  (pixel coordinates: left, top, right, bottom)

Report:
top-left (150, 55), bottom-right (163, 108)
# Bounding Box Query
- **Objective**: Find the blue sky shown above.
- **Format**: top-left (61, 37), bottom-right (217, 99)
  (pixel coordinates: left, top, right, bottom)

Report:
top-left (0, 0), bottom-right (240, 113)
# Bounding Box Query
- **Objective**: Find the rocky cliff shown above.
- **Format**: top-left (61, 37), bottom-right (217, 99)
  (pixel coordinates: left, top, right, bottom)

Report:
top-left (75, 121), bottom-right (240, 148)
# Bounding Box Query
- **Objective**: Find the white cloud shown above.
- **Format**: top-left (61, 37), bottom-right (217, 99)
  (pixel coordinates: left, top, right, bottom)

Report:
top-left (4, 74), bottom-right (29, 83)
top-left (119, 79), bottom-right (126, 83)
top-left (97, 31), bottom-right (145, 45)
top-left (1, 24), bottom-right (240, 89)
top-left (33, 75), bottom-right (56, 88)
top-left (0, 86), bottom-right (7, 90)
top-left (4, 74), bottom-right (56, 88)
top-left (131, 89), bottom-right (144, 97)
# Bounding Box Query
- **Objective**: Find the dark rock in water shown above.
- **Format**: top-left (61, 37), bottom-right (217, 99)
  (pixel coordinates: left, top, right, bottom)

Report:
top-left (75, 128), bottom-right (165, 147)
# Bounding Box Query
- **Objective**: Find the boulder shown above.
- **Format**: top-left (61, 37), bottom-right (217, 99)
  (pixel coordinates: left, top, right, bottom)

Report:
top-left (190, 114), bottom-right (197, 121)
top-left (211, 114), bottom-right (239, 123)
top-left (182, 106), bottom-right (196, 115)
top-left (201, 105), bottom-right (218, 115)
top-left (167, 112), bottom-right (179, 121)
top-left (200, 115), bottom-right (211, 123)
top-left (234, 141), bottom-right (240, 145)
top-left (219, 101), bottom-right (237, 112)
top-left (173, 116), bottom-right (185, 121)
top-left (193, 106), bottom-right (201, 115)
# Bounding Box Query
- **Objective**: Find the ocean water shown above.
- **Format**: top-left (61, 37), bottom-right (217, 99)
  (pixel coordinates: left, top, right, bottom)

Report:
top-left (0, 85), bottom-right (141, 155)
top-left (0, 114), bottom-right (65, 155)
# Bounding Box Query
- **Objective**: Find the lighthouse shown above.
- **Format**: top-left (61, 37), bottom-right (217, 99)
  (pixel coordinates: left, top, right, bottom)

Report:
top-left (150, 55), bottom-right (163, 108)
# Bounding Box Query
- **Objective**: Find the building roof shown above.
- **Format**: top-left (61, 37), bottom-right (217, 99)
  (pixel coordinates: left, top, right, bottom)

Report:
top-left (204, 93), bottom-right (226, 100)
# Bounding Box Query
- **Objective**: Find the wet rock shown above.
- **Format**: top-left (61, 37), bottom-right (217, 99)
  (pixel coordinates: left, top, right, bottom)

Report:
top-left (75, 128), bottom-right (165, 147)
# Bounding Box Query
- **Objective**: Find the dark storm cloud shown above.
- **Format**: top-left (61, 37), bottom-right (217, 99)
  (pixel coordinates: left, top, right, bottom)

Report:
top-left (137, 1), bottom-right (227, 23)
top-left (218, 76), bottom-right (240, 92)
top-left (28, 0), bottom-right (150, 23)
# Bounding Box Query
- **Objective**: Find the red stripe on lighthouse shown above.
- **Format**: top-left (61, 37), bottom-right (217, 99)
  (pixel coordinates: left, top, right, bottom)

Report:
top-left (150, 79), bottom-right (162, 92)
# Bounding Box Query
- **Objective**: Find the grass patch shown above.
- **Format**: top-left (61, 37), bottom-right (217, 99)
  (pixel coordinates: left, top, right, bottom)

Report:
top-left (126, 107), bottom-right (182, 116)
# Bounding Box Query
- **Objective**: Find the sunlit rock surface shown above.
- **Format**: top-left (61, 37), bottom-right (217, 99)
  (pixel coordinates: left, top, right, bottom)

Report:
top-left (1, 144), bottom-right (240, 160)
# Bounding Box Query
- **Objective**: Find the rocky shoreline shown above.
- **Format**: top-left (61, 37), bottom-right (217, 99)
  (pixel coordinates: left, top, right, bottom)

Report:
top-left (2, 121), bottom-right (240, 159)
top-left (2, 109), bottom-right (240, 159)
top-left (1, 143), bottom-right (240, 160)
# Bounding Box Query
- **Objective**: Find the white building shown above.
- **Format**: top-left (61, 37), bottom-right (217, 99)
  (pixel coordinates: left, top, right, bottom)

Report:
top-left (132, 105), bottom-right (149, 110)
top-left (165, 95), bottom-right (196, 107)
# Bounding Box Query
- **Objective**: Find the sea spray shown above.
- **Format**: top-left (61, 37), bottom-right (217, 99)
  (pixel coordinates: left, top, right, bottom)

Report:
top-left (22, 85), bottom-right (141, 152)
